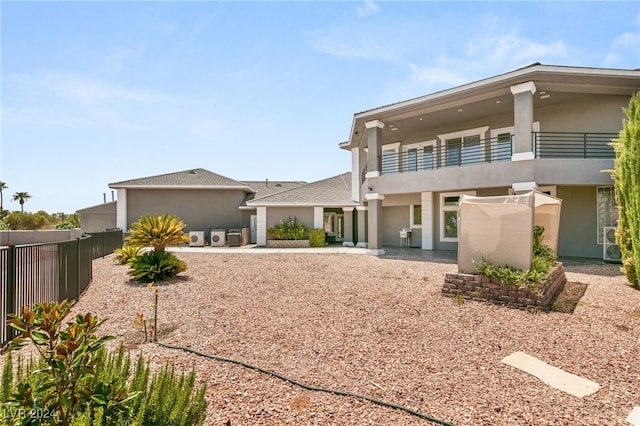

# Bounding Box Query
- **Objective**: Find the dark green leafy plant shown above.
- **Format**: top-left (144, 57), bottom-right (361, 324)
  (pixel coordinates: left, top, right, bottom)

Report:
top-left (267, 216), bottom-right (308, 240)
top-left (128, 250), bottom-right (187, 283)
top-left (308, 228), bottom-right (326, 247)
top-left (3, 301), bottom-right (139, 425)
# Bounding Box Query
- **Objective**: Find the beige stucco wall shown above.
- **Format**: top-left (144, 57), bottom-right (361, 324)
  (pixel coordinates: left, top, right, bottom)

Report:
top-left (78, 201), bottom-right (117, 233)
top-left (125, 188), bottom-right (248, 232)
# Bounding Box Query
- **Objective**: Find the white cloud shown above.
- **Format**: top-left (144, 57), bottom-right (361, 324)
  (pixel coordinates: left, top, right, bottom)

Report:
top-left (485, 34), bottom-right (567, 64)
top-left (356, 0), bottom-right (380, 17)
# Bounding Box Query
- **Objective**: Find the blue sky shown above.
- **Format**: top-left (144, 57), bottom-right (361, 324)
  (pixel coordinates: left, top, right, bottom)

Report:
top-left (1, 1), bottom-right (639, 214)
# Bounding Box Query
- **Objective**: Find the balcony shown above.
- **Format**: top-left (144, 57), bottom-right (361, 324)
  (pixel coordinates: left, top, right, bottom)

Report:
top-left (533, 132), bottom-right (616, 159)
top-left (370, 132), bottom-right (616, 176)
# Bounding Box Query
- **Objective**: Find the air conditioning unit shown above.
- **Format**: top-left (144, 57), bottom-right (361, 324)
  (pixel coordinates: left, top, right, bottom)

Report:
top-left (210, 230), bottom-right (226, 247)
top-left (603, 226), bottom-right (622, 263)
top-left (189, 231), bottom-right (205, 247)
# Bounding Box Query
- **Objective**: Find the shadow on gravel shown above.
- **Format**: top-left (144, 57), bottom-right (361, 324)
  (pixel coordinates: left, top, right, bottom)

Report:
top-left (550, 282), bottom-right (589, 314)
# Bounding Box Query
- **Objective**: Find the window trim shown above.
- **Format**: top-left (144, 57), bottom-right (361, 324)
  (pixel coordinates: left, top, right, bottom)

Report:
top-left (439, 191), bottom-right (476, 242)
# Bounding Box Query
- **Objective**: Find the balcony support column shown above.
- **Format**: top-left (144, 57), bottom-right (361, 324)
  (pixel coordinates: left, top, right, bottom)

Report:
top-left (356, 206), bottom-right (368, 248)
top-left (342, 207), bottom-right (355, 247)
top-left (511, 81), bottom-right (536, 161)
top-left (365, 193), bottom-right (385, 255)
top-left (365, 120), bottom-right (385, 178)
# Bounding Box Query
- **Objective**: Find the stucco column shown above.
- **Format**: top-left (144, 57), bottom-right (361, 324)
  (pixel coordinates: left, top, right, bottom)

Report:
top-left (365, 193), bottom-right (385, 255)
top-left (365, 120), bottom-right (385, 178)
top-left (342, 207), bottom-right (354, 247)
top-left (116, 188), bottom-right (128, 231)
top-left (313, 206), bottom-right (324, 230)
top-left (510, 81), bottom-right (536, 161)
top-left (421, 191), bottom-right (434, 250)
top-left (256, 207), bottom-right (267, 246)
top-left (356, 206), bottom-right (368, 247)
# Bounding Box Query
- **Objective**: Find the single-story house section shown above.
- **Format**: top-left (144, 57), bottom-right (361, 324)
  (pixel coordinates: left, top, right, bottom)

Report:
top-left (339, 63), bottom-right (640, 258)
top-left (104, 168), bottom-right (305, 244)
top-left (245, 172), bottom-right (359, 246)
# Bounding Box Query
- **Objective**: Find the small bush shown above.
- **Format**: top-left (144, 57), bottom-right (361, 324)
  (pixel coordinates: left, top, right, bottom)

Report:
top-left (129, 251), bottom-right (187, 283)
top-left (267, 216), bottom-right (308, 240)
top-left (114, 245), bottom-right (144, 265)
top-left (3, 302), bottom-right (207, 425)
top-left (308, 228), bottom-right (326, 247)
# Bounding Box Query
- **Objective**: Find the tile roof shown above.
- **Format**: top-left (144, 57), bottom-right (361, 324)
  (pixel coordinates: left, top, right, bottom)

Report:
top-left (241, 180), bottom-right (307, 202)
top-left (109, 168), bottom-right (252, 190)
top-left (246, 172), bottom-right (355, 207)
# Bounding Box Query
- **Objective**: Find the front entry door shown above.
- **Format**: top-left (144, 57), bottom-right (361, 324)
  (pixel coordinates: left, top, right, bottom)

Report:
top-left (250, 215), bottom-right (257, 244)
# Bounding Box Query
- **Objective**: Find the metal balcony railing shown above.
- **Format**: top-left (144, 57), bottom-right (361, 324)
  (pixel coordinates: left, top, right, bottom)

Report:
top-left (533, 132), bottom-right (616, 159)
top-left (379, 135), bottom-right (513, 175)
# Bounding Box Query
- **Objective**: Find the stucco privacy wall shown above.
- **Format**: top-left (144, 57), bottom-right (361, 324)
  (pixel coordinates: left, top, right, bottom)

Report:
top-left (126, 188), bottom-right (247, 232)
top-left (0, 229), bottom-right (84, 245)
top-left (77, 201), bottom-right (117, 233)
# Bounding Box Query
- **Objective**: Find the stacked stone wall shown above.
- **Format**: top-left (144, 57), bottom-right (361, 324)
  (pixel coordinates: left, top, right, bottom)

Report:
top-left (442, 263), bottom-right (566, 311)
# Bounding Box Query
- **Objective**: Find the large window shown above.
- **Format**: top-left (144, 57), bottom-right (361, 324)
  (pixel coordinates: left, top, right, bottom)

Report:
top-left (381, 142), bottom-right (400, 174)
top-left (439, 126), bottom-right (489, 167)
top-left (597, 186), bottom-right (618, 244)
top-left (403, 141), bottom-right (436, 172)
top-left (440, 191), bottom-right (475, 242)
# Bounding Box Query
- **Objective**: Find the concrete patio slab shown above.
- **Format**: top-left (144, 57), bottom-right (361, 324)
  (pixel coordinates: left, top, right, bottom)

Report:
top-left (501, 351), bottom-right (601, 398)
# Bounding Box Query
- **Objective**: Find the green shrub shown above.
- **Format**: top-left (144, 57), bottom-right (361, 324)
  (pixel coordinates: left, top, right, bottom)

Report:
top-left (114, 245), bottom-right (144, 265)
top-left (308, 228), bottom-right (326, 247)
top-left (2, 302), bottom-right (207, 425)
top-left (4, 301), bottom-right (137, 425)
top-left (267, 216), bottom-right (308, 240)
top-left (129, 250), bottom-right (187, 283)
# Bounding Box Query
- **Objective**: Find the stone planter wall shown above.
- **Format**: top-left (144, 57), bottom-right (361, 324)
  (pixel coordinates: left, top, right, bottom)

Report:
top-left (442, 263), bottom-right (567, 311)
top-left (266, 239), bottom-right (310, 248)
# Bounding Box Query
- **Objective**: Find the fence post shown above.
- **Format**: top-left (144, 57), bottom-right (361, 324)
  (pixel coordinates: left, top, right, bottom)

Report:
top-left (5, 245), bottom-right (16, 341)
top-left (76, 238), bottom-right (81, 300)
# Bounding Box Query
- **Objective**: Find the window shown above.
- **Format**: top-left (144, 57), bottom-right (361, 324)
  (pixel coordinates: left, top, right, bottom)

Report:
top-left (597, 186), bottom-right (618, 244)
top-left (439, 126), bottom-right (489, 167)
top-left (381, 142), bottom-right (400, 174)
top-left (411, 205), bottom-right (422, 227)
top-left (403, 141), bottom-right (436, 172)
top-left (440, 191), bottom-right (475, 242)
top-left (495, 133), bottom-right (512, 162)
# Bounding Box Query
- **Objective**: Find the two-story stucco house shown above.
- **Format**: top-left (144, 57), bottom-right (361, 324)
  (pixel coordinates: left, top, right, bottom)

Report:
top-left (339, 63), bottom-right (639, 258)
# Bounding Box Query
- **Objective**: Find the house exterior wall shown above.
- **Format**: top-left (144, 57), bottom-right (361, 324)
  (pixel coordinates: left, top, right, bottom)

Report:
top-left (265, 207), bottom-right (314, 234)
top-left (126, 188), bottom-right (247, 232)
top-left (556, 186), bottom-right (601, 258)
top-left (536, 94), bottom-right (628, 132)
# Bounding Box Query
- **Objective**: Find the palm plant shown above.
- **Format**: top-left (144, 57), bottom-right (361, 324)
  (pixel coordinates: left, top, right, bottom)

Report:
top-left (0, 181), bottom-right (7, 212)
top-left (126, 214), bottom-right (190, 251)
top-left (12, 191), bottom-right (31, 213)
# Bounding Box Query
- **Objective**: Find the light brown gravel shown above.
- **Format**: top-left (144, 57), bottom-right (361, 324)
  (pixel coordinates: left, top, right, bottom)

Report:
top-left (5, 252), bottom-right (640, 425)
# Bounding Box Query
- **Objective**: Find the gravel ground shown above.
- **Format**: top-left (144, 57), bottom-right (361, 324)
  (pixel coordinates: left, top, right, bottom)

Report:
top-left (5, 252), bottom-right (640, 425)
